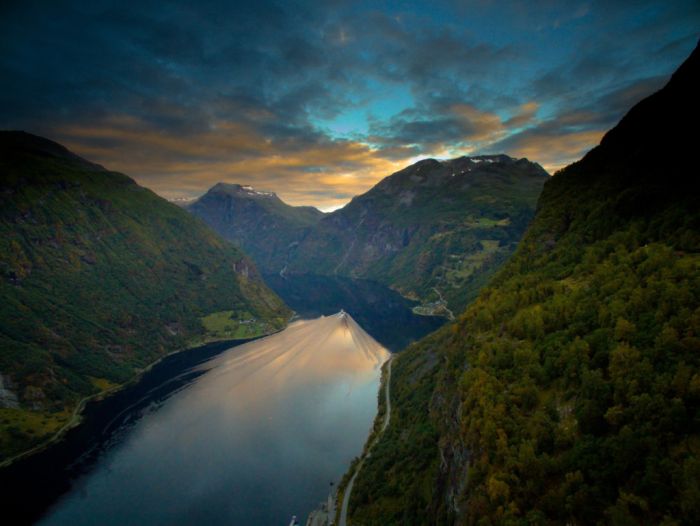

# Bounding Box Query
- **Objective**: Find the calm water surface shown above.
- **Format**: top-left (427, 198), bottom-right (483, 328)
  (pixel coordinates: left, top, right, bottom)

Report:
top-left (264, 274), bottom-right (445, 351)
top-left (36, 313), bottom-right (388, 525)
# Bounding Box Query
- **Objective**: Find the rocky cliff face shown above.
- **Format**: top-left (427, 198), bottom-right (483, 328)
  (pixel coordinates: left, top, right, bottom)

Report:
top-left (287, 155), bottom-right (548, 313)
top-left (188, 182), bottom-right (324, 274)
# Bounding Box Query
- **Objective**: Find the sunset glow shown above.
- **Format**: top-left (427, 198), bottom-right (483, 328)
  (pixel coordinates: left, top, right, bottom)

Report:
top-left (2, 1), bottom-right (698, 208)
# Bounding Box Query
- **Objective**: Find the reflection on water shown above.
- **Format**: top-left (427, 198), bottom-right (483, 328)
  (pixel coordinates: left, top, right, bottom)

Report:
top-left (38, 313), bottom-right (388, 525)
top-left (264, 273), bottom-right (445, 351)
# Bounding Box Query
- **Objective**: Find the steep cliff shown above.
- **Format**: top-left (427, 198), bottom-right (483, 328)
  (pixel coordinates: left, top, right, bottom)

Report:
top-left (188, 182), bottom-right (324, 273)
top-left (346, 42), bottom-right (700, 525)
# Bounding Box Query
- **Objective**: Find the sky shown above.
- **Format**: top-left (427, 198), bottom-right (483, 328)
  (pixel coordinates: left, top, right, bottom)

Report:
top-left (1, 1), bottom-right (699, 210)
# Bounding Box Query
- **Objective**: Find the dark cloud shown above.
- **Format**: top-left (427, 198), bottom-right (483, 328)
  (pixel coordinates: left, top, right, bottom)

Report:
top-left (367, 102), bottom-right (506, 154)
top-left (480, 76), bottom-right (670, 171)
top-left (1, 0), bottom-right (699, 207)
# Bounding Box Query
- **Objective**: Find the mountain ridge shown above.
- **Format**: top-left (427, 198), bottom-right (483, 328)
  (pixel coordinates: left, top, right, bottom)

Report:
top-left (187, 181), bottom-right (325, 273)
top-left (0, 132), bottom-right (290, 461)
top-left (190, 154), bottom-right (548, 314)
top-left (344, 40), bottom-right (700, 525)
top-left (286, 153), bottom-right (548, 313)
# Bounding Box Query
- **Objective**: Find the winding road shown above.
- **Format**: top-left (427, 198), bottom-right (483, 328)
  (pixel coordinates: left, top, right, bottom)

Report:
top-left (432, 287), bottom-right (455, 320)
top-left (338, 356), bottom-right (392, 526)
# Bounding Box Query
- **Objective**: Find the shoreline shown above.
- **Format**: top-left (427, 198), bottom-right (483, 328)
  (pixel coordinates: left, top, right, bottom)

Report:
top-left (304, 350), bottom-right (393, 526)
top-left (338, 356), bottom-right (393, 525)
top-left (0, 322), bottom-right (289, 469)
top-left (328, 355), bottom-right (393, 526)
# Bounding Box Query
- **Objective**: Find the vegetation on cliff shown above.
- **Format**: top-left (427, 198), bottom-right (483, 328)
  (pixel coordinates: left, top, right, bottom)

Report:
top-left (347, 42), bottom-right (700, 525)
top-left (191, 157), bottom-right (547, 314)
top-left (0, 132), bottom-right (290, 461)
top-left (188, 182), bottom-right (324, 273)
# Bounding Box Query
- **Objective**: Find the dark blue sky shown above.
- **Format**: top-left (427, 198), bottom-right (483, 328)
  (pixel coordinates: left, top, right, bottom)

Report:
top-left (1, 0), bottom-right (698, 209)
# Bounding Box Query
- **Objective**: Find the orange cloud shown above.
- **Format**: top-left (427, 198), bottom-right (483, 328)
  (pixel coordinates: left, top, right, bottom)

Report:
top-left (504, 102), bottom-right (539, 129)
top-left (56, 115), bottom-right (414, 210)
top-left (54, 103), bottom-right (603, 210)
top-left (503, 128), bottom-right (606, 173)
top-left (450, 103), bottom-right (505, 143)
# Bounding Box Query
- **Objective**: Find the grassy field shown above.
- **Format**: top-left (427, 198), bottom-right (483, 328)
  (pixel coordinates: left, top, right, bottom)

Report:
top-left (201, 310), bottom-right (276, 340)
top-left (0, 408), bottom-right (71, 460)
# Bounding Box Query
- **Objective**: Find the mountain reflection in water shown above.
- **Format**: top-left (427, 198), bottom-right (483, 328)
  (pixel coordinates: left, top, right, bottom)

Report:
top-left (264, 273), bottom-right (445, 351)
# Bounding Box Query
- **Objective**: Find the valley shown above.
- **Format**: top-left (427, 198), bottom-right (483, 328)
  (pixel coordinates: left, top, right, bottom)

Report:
top-left (1, 5), bottom-right (698, 525)
top-left (1, 313), bottom-right (393, 525)
top-left (344, 39), bottom-right (700, 526)
top-left (189, 155), bottom-right (547, 315)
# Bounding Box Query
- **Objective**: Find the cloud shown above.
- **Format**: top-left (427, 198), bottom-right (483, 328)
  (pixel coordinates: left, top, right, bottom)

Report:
top-left (482, 74), bottom-right (671, 173)
top-left (54, 112), bottom-right (415, 210)
top-left (504, 102), bottom-right (540, 129)
top-left (367, 100), bottom-right (542, 160)
top-left (1, 0), bottom-right (699, 208)
top-left (488, 127), bottom-right (606, 174)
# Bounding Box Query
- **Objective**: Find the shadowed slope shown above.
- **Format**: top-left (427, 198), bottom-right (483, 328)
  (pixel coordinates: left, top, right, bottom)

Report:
top-left (0, 132), bottom-right (290, 461)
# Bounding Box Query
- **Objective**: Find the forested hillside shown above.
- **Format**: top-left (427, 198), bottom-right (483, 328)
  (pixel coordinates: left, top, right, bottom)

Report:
top-left (346, 42), bottom-right (700, 525)
top-left (287, 155), bottom-right (547, 314)
top-left (0, 132), bottom-right (290, 461)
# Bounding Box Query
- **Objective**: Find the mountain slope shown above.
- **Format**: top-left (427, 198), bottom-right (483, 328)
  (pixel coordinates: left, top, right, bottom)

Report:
top-left (188, 183), bottom-right (325, 273)
top-left (0, 132), bottom-right (290, 461)
top-left (191, 157), bottom-right (547, 315)
top-left (287, 155), bottom-right (548, 313)
top-left (346, 43), bottom-right (700, 524)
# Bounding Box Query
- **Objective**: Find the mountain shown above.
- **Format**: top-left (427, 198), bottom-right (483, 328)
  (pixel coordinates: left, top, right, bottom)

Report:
top-left (188, 183), bottom-right (325, 273)
top-left (343, 43), bottom-right (700, 524)
top-left (0, 132), bottom-right (290, 462)
top-left (290, 155), bottom-right (547, 313)
top-left (191, 157), bottom-right (547, 315)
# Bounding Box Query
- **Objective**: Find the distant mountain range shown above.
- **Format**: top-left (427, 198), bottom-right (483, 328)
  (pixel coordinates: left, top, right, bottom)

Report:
top-left (344, 42), bottom-right (700, 525)
top-left (189, 155), bottom-right (548, 314)
top-left (0, 132), bottom-right (289, 462)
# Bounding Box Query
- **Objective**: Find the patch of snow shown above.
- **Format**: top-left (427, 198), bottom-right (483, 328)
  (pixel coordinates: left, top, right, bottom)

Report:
top-left (241, 185), bottom-right (274, 197)
top-left (471, 157), bottom-right (497, 164)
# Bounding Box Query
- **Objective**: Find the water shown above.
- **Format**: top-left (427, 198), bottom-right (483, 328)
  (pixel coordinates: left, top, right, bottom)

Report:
top-left (1, 278), bottom-right (444, 525)
top-left (5, 314), bottom-right (390, 525)
top-left (264, 274), bottom-right (445, 351)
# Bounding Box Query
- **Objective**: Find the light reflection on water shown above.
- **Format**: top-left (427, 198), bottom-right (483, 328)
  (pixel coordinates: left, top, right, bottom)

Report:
top-left (40, 313), bottom-right (388, 525)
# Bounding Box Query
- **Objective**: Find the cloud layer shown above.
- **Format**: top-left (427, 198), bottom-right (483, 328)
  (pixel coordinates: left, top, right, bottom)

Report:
top-left (1, 0), bottom-right (698, 209)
